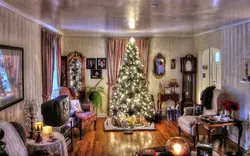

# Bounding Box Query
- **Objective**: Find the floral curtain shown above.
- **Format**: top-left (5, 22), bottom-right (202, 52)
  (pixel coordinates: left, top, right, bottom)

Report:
top-left (107, 38), bottom-right (150, 115)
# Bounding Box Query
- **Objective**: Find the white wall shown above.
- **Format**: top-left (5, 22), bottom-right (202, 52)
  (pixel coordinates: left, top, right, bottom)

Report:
top-left (0, 6), bottom-right (42, 127)
top-left (195, 23), bottom-right (250, 149)
top-left (63, 36), bottom-right (108, 117)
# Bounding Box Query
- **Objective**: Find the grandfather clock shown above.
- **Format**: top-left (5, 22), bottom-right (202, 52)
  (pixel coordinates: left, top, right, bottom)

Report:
top-left (180, 54), bottom-right (197, 113)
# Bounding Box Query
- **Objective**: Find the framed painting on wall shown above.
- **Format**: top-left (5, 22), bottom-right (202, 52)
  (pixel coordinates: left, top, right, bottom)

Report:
top-left (97, 58), bottom-right (106, 69)
top-left (86, 58), bottom-right (96, 69)
top-left (91, 70), bottom-right (102, 79)
top-left (0, 45), bottom-right (24, 111)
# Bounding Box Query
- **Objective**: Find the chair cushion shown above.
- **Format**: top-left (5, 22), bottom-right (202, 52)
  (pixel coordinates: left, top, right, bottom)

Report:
top-left (178, 115), bottom-right (197, 127)
top-left (76, 111), bottom-right (95, 120)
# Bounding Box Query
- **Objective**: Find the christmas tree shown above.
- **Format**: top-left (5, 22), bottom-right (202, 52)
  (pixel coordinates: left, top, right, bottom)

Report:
top-left (110, 38), bottom-right (155, 128)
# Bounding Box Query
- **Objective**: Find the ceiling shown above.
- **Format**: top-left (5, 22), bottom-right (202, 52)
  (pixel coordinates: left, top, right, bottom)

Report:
top-left (1, 0), bottom-right (250, 36)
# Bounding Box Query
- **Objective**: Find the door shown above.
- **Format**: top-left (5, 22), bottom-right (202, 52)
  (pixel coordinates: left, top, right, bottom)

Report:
top-left (202, 48), bottom-right (221, 90)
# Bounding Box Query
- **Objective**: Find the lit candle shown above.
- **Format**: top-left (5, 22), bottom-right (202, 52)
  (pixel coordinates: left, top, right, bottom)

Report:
top-left (173, 143), bottom-right (182, 155)
top-left (34, 122), bottom-right (43, 131)
top-left (42, 126), bottom-right (52, 136)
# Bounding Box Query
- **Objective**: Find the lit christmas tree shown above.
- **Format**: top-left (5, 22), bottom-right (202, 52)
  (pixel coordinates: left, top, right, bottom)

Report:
top-left (110, 38), bottom-right (155, 128)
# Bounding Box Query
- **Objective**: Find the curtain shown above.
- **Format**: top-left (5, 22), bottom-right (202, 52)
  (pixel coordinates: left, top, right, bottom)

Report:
top-left (107, 38), bottom-right (150, 115)
top-left (41, 29), bottom-right (55, 102)
top-left (56, 36), bottom-right (62, 86)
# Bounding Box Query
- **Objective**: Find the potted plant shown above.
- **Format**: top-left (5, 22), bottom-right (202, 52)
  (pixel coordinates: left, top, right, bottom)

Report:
top-left (84, 78), bottom-right (106, 116)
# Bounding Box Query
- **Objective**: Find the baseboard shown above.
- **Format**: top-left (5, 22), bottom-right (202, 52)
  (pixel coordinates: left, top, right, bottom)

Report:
top-left (97, 115), bottom-right (108, 118)
top-left (228, 133), bottom-right (248, 150)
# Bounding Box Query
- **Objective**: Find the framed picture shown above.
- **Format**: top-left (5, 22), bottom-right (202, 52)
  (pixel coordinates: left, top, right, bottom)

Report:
top-left (97, 58), bottom-right (106, 69)
top-left (197, 143), bottom-right (213, 156)
top-left (0, 45), bottom-right (24, 111)
top-left (193, 104), bottom-right (203, 115)
top-left (203, 65), bottom-right (208, 70)
top-left (86, 58), bottom-right (96, 69)
top-left (164, 87), bottom-right (172, 94)
top-left (91, 70), bottom-right (102, 79)
top-left (171, 59), bottom-right (176, 69)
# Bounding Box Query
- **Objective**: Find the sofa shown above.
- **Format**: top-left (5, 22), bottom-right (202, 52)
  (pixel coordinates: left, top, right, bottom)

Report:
top-left (177, 89), bottom-right (225, 145)
top-left (58, 87), bottom-right (96, 139)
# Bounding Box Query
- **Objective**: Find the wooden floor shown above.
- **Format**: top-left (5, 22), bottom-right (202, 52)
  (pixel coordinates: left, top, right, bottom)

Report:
top-left (71, 118), bottom-right (243, 156)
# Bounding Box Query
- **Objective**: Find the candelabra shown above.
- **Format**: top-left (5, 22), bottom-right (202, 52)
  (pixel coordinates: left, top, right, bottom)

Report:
top-left (23, 100), bottom-right (39, 139)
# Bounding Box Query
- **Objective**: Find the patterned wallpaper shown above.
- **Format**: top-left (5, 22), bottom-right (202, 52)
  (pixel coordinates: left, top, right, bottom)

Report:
top-left (0, 6), bottom-right (42, 127)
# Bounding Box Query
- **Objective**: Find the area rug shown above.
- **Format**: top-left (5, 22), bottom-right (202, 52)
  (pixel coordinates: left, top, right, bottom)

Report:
top-left (104, 117), bottom-right (156, 131)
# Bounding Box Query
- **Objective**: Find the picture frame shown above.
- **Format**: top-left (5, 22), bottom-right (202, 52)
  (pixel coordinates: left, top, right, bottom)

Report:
top-left (196, 143), bottom-right (213, 156)
top-left (91, 69), bottom-right (102, 79)
top-left (164, 87), bottom-right (172, 94)
top-left (97, 58), bottom-right (107, 69)
top-left (171, 59), bottom-right (176, 69)
top-left (86, 58), bottom-right (96, 69)
top-left (193, 104), bottom-right (203, 115)
top-left (0, 44), bottom-right (24, 111)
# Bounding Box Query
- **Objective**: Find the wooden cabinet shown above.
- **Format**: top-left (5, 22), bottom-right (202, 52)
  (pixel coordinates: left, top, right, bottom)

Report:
top-left (157, 93), bottom-right (180, 111)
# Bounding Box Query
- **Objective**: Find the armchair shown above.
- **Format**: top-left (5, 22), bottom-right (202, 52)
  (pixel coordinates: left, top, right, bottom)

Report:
top-left (58, 87), bottom-right (96, 139)
top-left (177, 89), bottom-right (225, 145)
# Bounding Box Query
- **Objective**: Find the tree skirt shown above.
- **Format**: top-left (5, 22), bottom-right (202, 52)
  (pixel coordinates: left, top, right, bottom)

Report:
top-left (104, 117), bottom-right (156, 131)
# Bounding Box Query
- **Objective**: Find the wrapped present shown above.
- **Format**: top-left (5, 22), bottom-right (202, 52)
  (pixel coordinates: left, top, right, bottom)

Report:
top-left (166, 108), bottom-right (173, 121)
top-left (175, 109), bottom-right (182, 120)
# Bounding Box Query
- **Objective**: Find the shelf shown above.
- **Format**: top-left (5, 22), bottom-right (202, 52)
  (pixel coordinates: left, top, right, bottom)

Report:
top-left (239, 80), bottom-right (250, 84)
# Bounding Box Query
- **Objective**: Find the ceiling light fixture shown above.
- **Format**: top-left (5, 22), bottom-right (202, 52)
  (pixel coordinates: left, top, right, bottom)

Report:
top-left (129, 18), bottom-right (135, 29)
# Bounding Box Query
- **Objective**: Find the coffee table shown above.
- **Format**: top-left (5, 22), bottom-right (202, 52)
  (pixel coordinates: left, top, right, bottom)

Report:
top-left (195, 117), bottom-right (243, 153)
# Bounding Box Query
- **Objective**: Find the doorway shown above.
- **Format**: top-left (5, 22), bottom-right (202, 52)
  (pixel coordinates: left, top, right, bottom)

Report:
top-left (202, 48), bottom-right (221, 90)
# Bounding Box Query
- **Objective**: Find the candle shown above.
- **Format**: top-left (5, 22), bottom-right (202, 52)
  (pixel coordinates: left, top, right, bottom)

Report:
top-left (42, 126), bottom-right (52, 136)
top-left (34, 122), bottom-right (43, 131)
top-left (173, 143), bottom-right (182, 155)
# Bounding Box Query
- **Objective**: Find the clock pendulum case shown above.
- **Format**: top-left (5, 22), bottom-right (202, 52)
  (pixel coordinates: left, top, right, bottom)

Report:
top-left (180, 54), bottom-right (197, 113)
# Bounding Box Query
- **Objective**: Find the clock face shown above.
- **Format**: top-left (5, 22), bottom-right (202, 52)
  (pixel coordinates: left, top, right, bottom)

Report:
top-left (185, 60), bottom-right (192, 71)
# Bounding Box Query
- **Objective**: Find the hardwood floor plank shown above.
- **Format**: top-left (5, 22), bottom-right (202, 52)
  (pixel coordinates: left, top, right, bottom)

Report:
top-left (71, 118), bottom-right (244, 156)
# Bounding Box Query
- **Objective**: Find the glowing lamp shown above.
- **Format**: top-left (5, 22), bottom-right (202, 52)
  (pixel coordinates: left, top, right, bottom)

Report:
top-left (165, 137), bottom-right (190, 156)
top-left (42, 126), bottom-right (52, 136)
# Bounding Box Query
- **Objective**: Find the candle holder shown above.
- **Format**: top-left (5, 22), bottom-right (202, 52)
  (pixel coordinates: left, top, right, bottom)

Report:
top-left (34, 122), bottom-right (43, 143)
top-left (165, 137), bottom-right (190, 156)
top-left (243, 58), bottom-right (250, 81)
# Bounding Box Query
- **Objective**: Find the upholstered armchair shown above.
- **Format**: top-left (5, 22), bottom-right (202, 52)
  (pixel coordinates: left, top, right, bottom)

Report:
top-left (177, 89), bottom-right (225, 145)
top-left (58, 87), bottom-right (96, 139)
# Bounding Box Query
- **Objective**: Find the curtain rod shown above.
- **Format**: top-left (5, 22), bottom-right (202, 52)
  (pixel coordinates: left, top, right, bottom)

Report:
top-left (42, 27), bottom-right (62, 37)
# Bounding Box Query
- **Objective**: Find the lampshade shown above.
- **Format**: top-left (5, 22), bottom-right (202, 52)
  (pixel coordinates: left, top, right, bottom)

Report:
top-left (42, 126), bottom-right (52, 136)
top-left (168, 79), bottom-right (180, 88)
top-left (34, 122), bottom-right (43, 131)
top-left (165, 137), bottom-right (190, 156)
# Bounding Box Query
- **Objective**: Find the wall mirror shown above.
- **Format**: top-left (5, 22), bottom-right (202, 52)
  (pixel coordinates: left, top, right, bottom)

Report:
top-left (153, 53), bottom-right (165, 79)
top-left (67, 51), bottom-right (85, 92)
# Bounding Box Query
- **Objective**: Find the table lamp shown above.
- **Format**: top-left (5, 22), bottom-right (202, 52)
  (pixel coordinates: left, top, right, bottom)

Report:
top-left (165, 137), bottom-right (190, 156)
top-left (168, 79), bottom-right (179, 93)
top-left (34, 122), bottom-right (43, 143)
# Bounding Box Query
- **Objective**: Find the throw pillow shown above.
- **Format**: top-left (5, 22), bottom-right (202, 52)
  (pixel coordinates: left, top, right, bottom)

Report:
top-left (81, 104), bottom-right (91, 112)
top-left (70, 100), bottom-right (82, 113)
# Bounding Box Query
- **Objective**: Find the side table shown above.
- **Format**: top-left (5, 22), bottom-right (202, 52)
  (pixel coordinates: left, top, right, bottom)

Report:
top-left (26, 132), bottom-right (68, 156)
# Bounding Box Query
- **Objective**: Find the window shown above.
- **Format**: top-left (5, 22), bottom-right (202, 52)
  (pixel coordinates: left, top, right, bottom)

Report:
top-left (215, 52), bottom-right (220, 63)
top-left (51, 40), bottom-right (59, 99)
